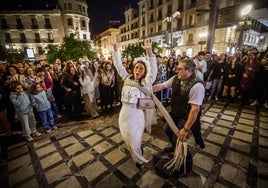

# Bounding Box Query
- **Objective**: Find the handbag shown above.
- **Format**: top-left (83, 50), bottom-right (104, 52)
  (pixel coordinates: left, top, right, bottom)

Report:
top-left (137, 98), bottom-right (155, 109)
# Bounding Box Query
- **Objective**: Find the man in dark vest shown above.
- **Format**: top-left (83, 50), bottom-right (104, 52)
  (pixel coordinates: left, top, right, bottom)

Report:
top-left (153, 59), bottom-right (205, 149)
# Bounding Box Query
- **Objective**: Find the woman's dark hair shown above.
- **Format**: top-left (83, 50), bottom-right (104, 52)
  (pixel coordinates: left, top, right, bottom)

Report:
top-left (35, 67), bottom-right (46, 74)
top-left (6, 65), bottom-right (19, 75)
top-left (167, 57), bottom-right (176, 68)
top-left (10, 81), bottom-right (24, 92)
top-left (29, 83), bottom-right (40, 95)
top-left (131, 61), bottom-right (147, 82)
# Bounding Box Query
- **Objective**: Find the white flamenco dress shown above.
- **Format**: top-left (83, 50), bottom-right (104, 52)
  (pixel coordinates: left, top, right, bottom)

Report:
top-left (113, 52), bottom-right (157, 164)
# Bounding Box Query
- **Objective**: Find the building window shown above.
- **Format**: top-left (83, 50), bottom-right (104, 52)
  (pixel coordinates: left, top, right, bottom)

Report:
top-left (150, 27), bottom-right (153, 33)
top-left (1, 18), bottom-right (8, 29)
top-left (81, 20), bottom-right (86, 27)
top-left (48, 33), bottom-right (54, 42)
top-left (45, 18), bottom-right (52, 29)
top-left (167, 5), bottom-right (172, 16)
top-left (189, 14), bottom-right (195, 26)
top-left (158, 24), bottom-right (162, 33)
top-left (142, 5), bottom-right (145, 14)
top-left (35, 33), bottom-right (40, 43)
top-left (38, 46), bottom-right (43, 54)
top-left (67, 18), bottom-right (73, 26)
top-left (178, 0), bottom-right (183, 10)
top-left (64, 3), bottom-right (67, 10)
top-left (177, 18), bottom-right (182, 29)
top-left (5, 33), bottom-right (11, 43)
top-left (16, 18), bottom-right (23, 29)
top-left (20, 33), bottom-right (26, 43)
top-left (82, 7), bottom-right (85, 12)
top-left (158, 9), bottom-right (162, 20)
top-left (150, 13), bottom-right (154, 23)
top-left (68, 3), bottom-right (72, 10)
top-left (188, 33), bottom-right (193, 43)
top-left (142, 17), bottom-right (145, 26)
top-left (150, 0), bottom-right (154, 9)
top-left (78, 5), bottom-right (82, 12)
top-left (83, 34), bottom-right (87, 40)
top-left (31, 18), bottom-right (38, 29)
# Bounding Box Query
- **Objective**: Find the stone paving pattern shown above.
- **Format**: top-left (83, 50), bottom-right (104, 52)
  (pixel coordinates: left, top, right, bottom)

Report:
top-left (1, 101), bottom-right (268, 187)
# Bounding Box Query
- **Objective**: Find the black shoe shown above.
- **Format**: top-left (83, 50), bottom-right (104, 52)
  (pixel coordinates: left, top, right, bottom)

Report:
top-left (164, 146), bottom-right (175, 153)
top-left (199, 143), bottom-right (205, 149)
top-left (136, 163), bottom-right (142, 171)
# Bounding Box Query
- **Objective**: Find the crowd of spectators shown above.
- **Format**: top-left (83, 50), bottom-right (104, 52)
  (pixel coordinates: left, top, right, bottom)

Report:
top-left (154, 46), bottom-right (268, 109)
top-left (0, 46), bottom-right (268, 139)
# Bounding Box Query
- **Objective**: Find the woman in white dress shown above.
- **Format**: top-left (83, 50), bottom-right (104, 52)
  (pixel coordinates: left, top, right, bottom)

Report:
top-left (79, 62), bottom-right (99, 118)
top-left (113, 40), bottom-right (157, 169)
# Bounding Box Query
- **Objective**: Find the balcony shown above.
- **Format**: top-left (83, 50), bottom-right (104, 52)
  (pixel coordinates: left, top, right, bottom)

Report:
top-left (157, 16), bottom-right (163, 21)
top-left (181, 24), bottom-right (197, 30)
top-left (149, 19), bottom-right (154, 24)
top-left (196, 20), bottom-right (209, 27)
top-left (41, 39), bottom-right (54, 43)
top-left (5, 39), bottom-right (12, 43)
top-left (44, 24), bottom-right (52, 29)
top-left (20, 39), bottom-right (27, 43)
top-left (185, 40), bottom-right (194, 45)
top-left (34, 39), bottom-right (41, 43)
top-left (186, 2), bottom-right (197, 10)
top-left (16, 24), bottom-right (24, 29)
top-left (31, 25), bottom-right (39, 29)
top-left (1, 25), bottom-right (8, 29)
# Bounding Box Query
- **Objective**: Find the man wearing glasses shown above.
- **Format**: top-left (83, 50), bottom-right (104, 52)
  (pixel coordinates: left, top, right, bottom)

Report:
top-left (153, 59), bottom-right (205, 149)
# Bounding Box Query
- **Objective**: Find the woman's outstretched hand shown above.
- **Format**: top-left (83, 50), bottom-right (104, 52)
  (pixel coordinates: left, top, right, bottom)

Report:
top-left (113, 42), bottom-right (119, 52)
top-left (141, 39), bottom-right (152, 50)
top-left (113, 35), bottom-right (121, 52)
top-left (142, 39), bottom-right (154, 57)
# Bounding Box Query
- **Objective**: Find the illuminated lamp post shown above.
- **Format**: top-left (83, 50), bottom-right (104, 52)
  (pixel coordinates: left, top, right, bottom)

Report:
top-left (163, 11), bottom-right (180, 56)
top-left (198, 32), bottom-right (207, 51)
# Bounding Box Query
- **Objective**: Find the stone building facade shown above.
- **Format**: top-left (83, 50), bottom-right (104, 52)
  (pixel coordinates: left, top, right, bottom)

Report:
top-left (119, 0), bottom-right (267, 57)
top-left (0, 0), bottom-right (91, 60)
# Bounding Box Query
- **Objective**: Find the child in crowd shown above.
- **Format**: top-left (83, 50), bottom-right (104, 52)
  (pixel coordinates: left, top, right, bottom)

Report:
top-left (36, 67), bottom-right (62, 118)
top-left (29, 83), bottom-right (57, 133)
top-left (9, 82), bottom-right (42, 141)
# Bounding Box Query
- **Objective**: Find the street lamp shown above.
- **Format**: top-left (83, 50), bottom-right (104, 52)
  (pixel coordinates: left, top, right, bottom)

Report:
top-left (198, 32), bottom-right (207, 51)
top-left (237, 4), bottom-right (252, 50)
top-left (163, 11), bottom-right (180, 55)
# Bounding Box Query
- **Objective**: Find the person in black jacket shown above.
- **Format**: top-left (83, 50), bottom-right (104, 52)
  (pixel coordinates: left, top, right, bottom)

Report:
top-left (153, 59), bottom-right (205, 149)
top-left (0, 85), bottom-right (13, 136)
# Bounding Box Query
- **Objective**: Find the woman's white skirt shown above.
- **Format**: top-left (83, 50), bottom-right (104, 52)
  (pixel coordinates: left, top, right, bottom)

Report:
top-left (119, 104), bottom-right (149, 164)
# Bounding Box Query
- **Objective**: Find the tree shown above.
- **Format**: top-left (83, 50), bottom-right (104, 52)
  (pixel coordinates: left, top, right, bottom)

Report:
top-left (0, 44), bottom-right (25, 63)
top-left (45, 33), bottom-right (97, 64)
top-left (45, 44), bottom-right (61, 64)
top-left (121, 41), bottom-right (162, 58)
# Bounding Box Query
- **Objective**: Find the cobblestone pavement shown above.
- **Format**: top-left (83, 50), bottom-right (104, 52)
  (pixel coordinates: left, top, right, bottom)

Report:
top-left (1, 100), bottom-right (268, 188)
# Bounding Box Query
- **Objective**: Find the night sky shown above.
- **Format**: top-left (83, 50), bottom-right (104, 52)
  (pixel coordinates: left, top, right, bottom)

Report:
top-left (87, 0), bottom-right (138, 37)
